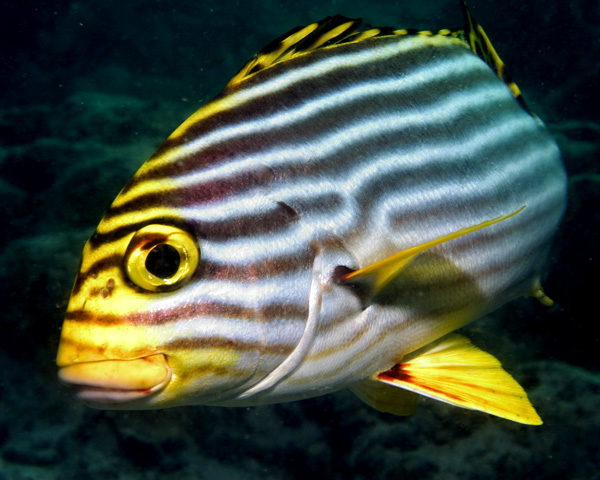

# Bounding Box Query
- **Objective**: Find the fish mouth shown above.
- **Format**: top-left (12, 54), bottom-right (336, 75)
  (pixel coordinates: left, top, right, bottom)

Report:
top-left (58, 354), bottom-right (172, 406)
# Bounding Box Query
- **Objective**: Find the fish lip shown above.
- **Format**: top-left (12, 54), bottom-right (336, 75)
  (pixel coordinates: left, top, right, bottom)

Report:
top-left (58, 354), bottom-right (172, 406)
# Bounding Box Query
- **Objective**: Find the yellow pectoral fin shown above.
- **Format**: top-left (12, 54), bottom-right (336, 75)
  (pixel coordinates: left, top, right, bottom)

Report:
top-left (377, 334), bottom-right (542, 425)
top-left (350, 377), bottom-right (419, 416)
top-left (342, 206), bottom-right (525, 299)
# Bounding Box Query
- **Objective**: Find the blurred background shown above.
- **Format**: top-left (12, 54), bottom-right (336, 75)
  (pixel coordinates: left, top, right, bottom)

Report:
top-left (0, 0), bottom-right (598, 478)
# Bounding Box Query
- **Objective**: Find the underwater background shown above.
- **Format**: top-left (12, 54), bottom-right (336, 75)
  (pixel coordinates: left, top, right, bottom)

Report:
top-left (0, 0), bottom-right (598, 478)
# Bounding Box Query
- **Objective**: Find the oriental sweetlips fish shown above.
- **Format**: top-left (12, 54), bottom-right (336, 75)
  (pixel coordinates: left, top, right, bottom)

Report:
top-left (57, 2), bottom-right (566, 425)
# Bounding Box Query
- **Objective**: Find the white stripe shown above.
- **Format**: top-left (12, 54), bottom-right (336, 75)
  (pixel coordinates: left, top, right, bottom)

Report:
top-left (168, 34), bottom-right (468, 141)
top-left (371, 141), bottom-right (561, 243)
top-left (117, 39), bottom-right (482, 204)
top-left (101, 105), bottom-right (549, 249)
top-left (159, 271), bottom-right (312, 310)
top-left (181, 116), bottom-right (543, 264)
top-left (172, 83), bottom-right (516, 188)
top-left (165, 54), bottom-right (488, 162)
top-left (157, 316), bottom-right (304, 346)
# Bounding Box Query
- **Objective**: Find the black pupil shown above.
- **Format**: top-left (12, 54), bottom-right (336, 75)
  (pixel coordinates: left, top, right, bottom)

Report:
top-left (145, 244), bottom-right (180, 279)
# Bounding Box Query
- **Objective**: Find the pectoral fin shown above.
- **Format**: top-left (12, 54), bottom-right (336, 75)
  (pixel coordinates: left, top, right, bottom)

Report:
top-left (376, 334), bottom-right (542, 425)
top-left (341, 207), bottom-right (525, 300)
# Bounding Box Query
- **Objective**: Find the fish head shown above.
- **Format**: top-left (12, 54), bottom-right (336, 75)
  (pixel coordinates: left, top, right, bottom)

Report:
top-left (56, 202), bottom-right (272, 409)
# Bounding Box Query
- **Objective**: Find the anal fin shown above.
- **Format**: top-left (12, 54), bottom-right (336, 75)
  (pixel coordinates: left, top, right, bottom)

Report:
top-left (351, 377), bottom-right (419, 416)
top-left (376, 334), bottom-right (542, 425)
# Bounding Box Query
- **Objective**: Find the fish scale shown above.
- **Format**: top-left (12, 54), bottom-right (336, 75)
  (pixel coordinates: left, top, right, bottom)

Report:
top-left (57, 4), bottom-right (565, 424)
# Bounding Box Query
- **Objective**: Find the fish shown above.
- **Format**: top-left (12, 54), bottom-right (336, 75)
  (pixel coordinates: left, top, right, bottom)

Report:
top-left (56, 1), bottom-right (566, 425)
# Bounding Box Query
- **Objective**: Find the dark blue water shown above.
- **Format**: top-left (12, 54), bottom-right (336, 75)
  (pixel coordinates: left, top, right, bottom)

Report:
top-left (1, 0), bottom-right (598, 478)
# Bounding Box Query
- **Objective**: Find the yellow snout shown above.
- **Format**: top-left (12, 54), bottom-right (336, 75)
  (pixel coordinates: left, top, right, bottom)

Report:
top-left (58, 354), bottom-right (171, 406)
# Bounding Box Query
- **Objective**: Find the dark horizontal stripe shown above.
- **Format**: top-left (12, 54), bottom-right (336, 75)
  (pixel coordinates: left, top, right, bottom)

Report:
top-left (65, 299), bottom-right (308, 326)
top-left (443, 196), bottom-right (565, 258)
top-left (70, 235), bottom-right (315, 305)
top-left (87, 216), bottom-right (192, 249)
top-left (198, 201), bottom-right (299, 240)
top-left (383, 155), bottom-right (562, 243)
top-left (97, 186), bottom-right (343, 245)
top-left (162, 336), bottom-right (294, 356)
top-left (201, 248), bottom-right (313, 282)
top-left (57, 336), bottom-right (145, 360)
top-left (71, 254), bottom-right (123, 296)
top-left (110, 80), bottom-right (521, 230)
top-left (102, 85), bottom-right (510, 234)
top-left (71, 247), bottom-right (313, 305)
top-left (58, 334), bottom-right (293, 358)
top-left (353, 112), bottom-right (544, 211)
top-left (176, 364), bottom-right (252, 381)
top-left (137, 37), bottom-right (480, 180)
top-left (109, 166), bottom-right (276, 219)
top-left (106, 196), bottom-right (299, 243)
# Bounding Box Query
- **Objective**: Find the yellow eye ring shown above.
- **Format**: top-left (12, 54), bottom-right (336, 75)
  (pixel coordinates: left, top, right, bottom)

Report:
top-left (124, 224), bottom-right (200, 292)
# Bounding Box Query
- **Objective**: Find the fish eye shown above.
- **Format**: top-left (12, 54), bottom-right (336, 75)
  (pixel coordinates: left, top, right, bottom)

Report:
top-left (146, 243), bottom-right (181, 278)
top-left (124, 224), bottom-right (200, 291)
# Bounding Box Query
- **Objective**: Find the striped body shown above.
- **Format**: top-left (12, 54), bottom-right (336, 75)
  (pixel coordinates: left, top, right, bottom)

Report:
top-left (57, 16), bottom-right (566, 410)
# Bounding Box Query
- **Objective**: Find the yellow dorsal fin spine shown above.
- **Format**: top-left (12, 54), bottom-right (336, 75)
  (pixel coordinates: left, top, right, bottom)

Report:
top-left (226, 15), bottom-right (447, 89)
top-left (377, 334), bottom-right (543, 425)
top-left (229, 21), bottom-right (320, 86)
top-left (461, 1), bottom-right (529, 112)
top-left (342, 206), bottom-right (525, 299)
top-left (228, 16), bottom-right (366, 88)
top-left (228, 3), bottom-right (530, 114)
top-left (305, 20), bottom-right (357, 50)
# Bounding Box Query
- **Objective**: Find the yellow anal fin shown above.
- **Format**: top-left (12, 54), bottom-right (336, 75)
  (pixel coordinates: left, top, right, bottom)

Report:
top-left (377, 334), bottom-right (542, 425)
top-left (461, 1), bottom-right (529, 113)
top-left (350, 377), bottom-right (419, 416)
top-left (342, 206), bottom-right (525, 300)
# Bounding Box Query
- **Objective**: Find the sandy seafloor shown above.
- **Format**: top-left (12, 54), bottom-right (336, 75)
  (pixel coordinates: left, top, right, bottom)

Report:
top-left (1, 0), bottom-right (598, 478)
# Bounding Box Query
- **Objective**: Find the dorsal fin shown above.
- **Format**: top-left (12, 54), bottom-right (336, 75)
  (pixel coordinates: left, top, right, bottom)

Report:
top-left (228, 16), bottom-right (386, 88)
top-left (461, 1), bottom-right (529, 112)
top-left (228, 3), bottom-right (529, 115)
top-left (227, 15), bottom-right (461, 89)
